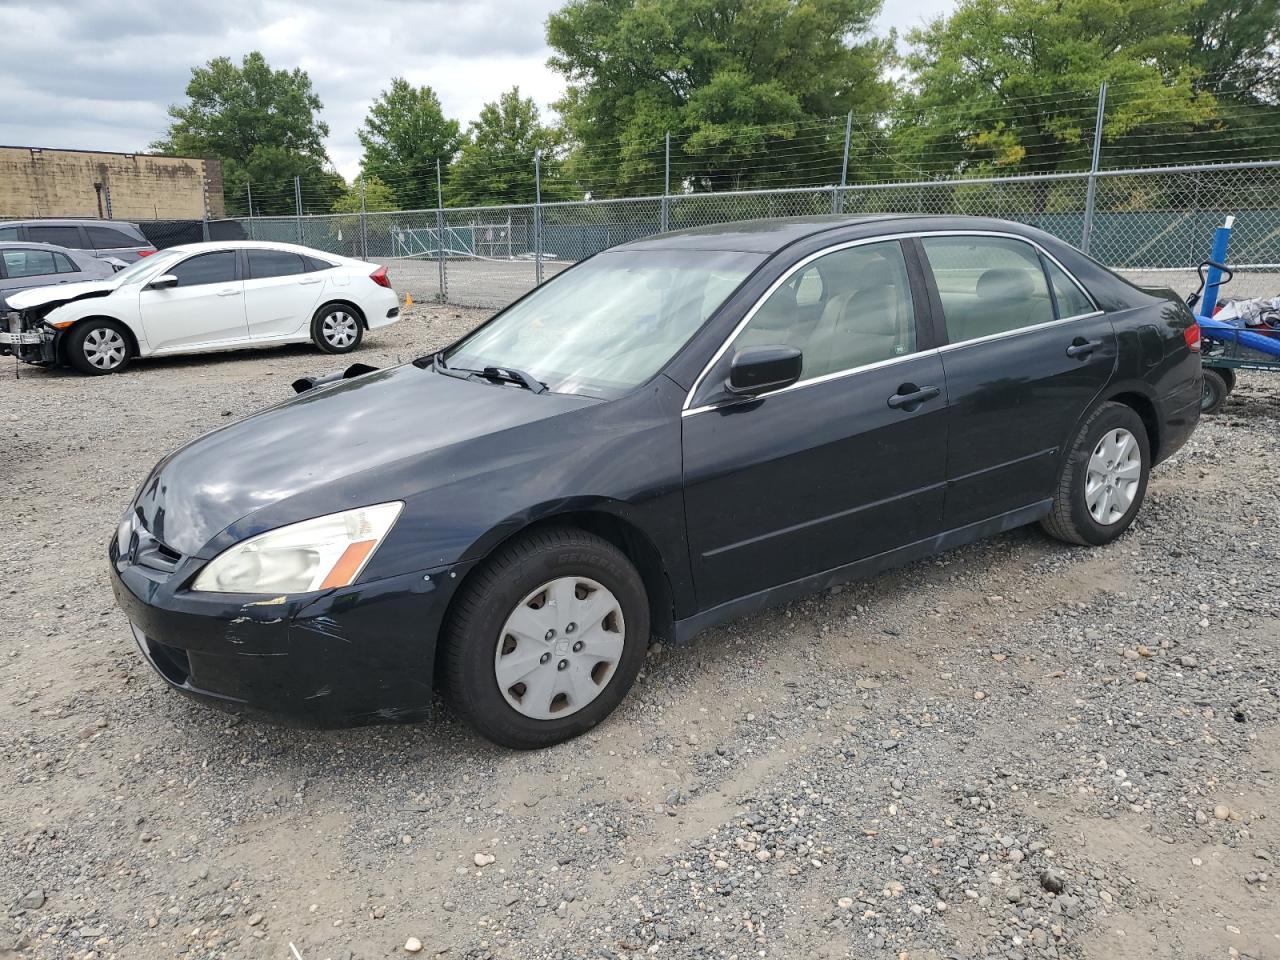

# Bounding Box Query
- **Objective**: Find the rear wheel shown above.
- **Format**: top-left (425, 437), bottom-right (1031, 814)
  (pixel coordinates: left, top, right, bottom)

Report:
top-left (1041, 402), bottom-right (1150, 546)
top-left (312, 303), bottom-right (363, 354)
top-left (67, 319), bottom-right (131, 375)
top-left (442, 527), bottom-right (650, 749)
top-left (1200, 369), bottom-right (1229, 415)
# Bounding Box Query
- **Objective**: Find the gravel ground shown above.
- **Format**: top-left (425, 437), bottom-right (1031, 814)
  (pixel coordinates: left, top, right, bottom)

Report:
top-left (1, 304), bottom-right (1277, 960)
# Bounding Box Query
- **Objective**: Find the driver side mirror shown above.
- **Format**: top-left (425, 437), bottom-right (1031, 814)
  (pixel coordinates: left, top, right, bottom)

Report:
top-left (146, 274), bottom-right (178, 290)
top-left (725, 345), bottom-right (803, 397)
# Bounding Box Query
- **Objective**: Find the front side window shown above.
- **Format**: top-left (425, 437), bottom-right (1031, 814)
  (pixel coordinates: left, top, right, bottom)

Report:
top-left (733, 240), bottom-right (916, 380)
top-left (28, 225), bottom-right (84, 248)
top-left (2, 248), bottom-right (59, 279)
top-left (922, 236), bottom-right (1054, 342)
top-left (248, 250), bottom-right (306, 279)
top-left (169, 251), bottom-right (237, 287)
top-left (1045, 258), bottom-right (1095, 318)
top-left (445, 249), bottom-right (763, 398)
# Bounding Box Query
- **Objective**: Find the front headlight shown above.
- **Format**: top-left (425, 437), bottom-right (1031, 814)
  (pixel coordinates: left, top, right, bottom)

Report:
top-left (191, 502), bottom-right (403, 594)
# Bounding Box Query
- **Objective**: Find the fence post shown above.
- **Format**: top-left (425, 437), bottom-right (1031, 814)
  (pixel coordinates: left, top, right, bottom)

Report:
top-left (436, 159), bottom-right (447, 302)
top-left (534, 150), bottom-right (544, 286)
top-left (358, 175), bottom-right (367, 259)
top-left (661, 131), bottom-right (671, 232)
top-left (836, 111), bottom-right (852, 214)
top-left (1080, 81), bottom-right (1107, 255)
top-left (245, 183), bottom-right (254, 235)
top-left (293, 175), bottom-right (303, 243)
top-left (201, 172), bottom-right (211, 242)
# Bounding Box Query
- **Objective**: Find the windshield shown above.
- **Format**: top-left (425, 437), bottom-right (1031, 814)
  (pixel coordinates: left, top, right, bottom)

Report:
top-left (443, 249), bottom-right (763, 398)
top-left (110, 250), bottom-right (185, 286)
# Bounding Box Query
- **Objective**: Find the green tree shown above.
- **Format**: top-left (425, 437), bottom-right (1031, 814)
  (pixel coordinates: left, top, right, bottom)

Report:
top-left (547, 0), bottom-right (895, 195)
top-left (447, 88), bottom-right (574, 205)
top-left (893, 0), bottom-right (1217, 183)
top-left (331, 175), bottom-right (398, 213)
top-left (151, 52), bottom-right (342, 215)
top-left (357, 78), bottom-right (461, 210)
top-left (1187, 0), bottom-right (1280, 102)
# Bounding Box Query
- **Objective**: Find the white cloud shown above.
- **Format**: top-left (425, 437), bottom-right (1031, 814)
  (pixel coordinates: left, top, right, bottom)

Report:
top-left (3, 0), bottom-right (956, 184)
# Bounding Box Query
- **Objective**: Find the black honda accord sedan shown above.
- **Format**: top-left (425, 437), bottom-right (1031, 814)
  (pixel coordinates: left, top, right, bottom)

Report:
top-left (110, 215), bottom-right (1202, 748)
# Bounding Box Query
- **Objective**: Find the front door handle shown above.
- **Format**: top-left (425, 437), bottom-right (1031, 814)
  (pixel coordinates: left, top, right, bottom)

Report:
top-left (216, 288), bottom-right (240, 297)
top-left (1066, 337), bottom-right (1103, 358)
top-left (887, 383), bottom-right (941, 411)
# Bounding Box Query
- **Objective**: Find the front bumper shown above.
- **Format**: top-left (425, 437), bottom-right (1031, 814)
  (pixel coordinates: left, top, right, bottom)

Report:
top-left (0, 311), bottom-right (56, 363)
top-left (110, 534), bottom-right (471, 726)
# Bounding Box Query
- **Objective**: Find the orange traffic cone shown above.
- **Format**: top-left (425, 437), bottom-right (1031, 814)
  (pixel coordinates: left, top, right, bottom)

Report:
top-left (405, 293), bottom-right (414, 306)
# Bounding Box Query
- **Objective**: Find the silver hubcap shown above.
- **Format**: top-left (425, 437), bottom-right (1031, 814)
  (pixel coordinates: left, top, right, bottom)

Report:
top-left (494, 576), bottom-right (625, 720)
top-left (321, 311), bottom-right (358, 347)
top-left (84, 327), bottom-right (125, 370)
top-left (1085, 428), bottom-right (1142, 525)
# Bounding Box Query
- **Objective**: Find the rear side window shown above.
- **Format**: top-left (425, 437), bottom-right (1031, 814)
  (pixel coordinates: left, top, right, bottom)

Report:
top-left (169, 251), bottom-right (237, 287)
top-left (86, 225), bottom-right (141, 250)
top-left (28, 225), bottom-right (84, 248)
top-left (1045, 259), bottom-right (1096, 318)
top-left (2, 248), bottom-right (59, 278)
top-left (921, 236), bottom-right (1054, 343)
top-left (248, 250), bottom-right (307, 279)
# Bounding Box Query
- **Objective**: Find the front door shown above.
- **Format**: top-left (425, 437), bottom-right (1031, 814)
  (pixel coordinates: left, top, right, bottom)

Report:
top-left (682, 238), bottom-right (949, 610)
top-left (139, 249), bottom-right (247, 351)
top-left (916, 234), bottom-right (1118, 527)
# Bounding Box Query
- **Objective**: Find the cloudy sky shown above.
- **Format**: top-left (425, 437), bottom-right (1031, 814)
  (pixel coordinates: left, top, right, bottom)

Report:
top-left (1, 0), bottom-right (955, 183)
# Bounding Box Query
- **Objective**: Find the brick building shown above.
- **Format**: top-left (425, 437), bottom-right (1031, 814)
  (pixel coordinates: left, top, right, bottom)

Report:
top-left (0, 146), bottom-right (225, 220)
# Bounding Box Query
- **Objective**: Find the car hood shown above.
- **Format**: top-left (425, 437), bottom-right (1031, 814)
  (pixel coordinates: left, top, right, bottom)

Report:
top-left (133, 363), bottom-right (596, 557)
top-left (7, 279), bottom-right (116, 310)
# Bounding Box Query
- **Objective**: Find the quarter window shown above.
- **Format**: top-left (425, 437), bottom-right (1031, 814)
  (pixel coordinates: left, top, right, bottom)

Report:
top-left (54, 252), bottom-right (78, 273)
top-left (922, 236), bottom-right (1053, 342)
top-left (169, 251), bottom-right (237, 287)
top-left (734, 240), bottom-right (916, 380)
top-left (248, 250), bottom-right (307, 279)
top-left (0, 226), bottom-right (19, 241)
top-left (86, 225), bottom-right (140, 250)
top-left (2, 248), bottom-right (59, 278)
top-left (1045, 259), bottom-right (1095, 318)
top-left (28, 225), bottom-right (84, 248)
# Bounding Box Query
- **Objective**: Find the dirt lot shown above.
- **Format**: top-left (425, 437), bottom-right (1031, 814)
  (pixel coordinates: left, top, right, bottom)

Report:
top-left (1, 304), bottom-right (1277, 960)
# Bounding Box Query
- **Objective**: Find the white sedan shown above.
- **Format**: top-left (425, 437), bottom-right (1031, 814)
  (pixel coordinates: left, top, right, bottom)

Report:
top-left (2, 241), bottom-right (401, 374)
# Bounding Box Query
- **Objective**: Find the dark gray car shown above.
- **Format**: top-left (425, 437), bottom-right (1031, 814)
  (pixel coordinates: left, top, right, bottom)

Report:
top-left (0, 240), bottom-right (116, 308)
top-left (0, 219), bottom-right (156, 262)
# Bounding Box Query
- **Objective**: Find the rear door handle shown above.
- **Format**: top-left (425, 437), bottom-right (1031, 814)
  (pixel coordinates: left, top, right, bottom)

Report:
top-left (298, 277), bottom-right (322, 285)
top-left (887, 384), bottom-right (941, 410)
top-left (1066, 337), bottom-right (1103, 358)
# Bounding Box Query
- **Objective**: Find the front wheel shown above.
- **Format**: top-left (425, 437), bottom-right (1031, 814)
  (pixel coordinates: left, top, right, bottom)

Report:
top-left (442, 527), bottom-right (650, 749)
top-left (1041, 402), bottom-right (1151, 546)
top-left (67, 319), bottom-right (132, 375)
top-left (312, 303), bottom-right (363, 354)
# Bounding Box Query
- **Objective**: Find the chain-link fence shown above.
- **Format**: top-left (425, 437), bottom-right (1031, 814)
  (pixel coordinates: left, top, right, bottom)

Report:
top-left (102, 160), bottom-right (1278, 310)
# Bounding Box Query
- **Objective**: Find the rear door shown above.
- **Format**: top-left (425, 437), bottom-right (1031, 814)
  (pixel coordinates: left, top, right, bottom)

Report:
top-left (682, 237), bottom-right (949, 609)
top-left (916, 233), bottom-right (1117, 527)
top-left (25, 223), bottom-right (88, 252)
top-left (139, 249), bottom-right (248, 351)
top-left (242, 249), bottom-right (325, 339)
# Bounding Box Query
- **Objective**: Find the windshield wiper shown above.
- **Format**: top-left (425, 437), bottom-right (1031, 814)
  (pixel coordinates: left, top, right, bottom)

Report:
top-left (419, 352), bottom-right (547, 393)
top-left (475, 366), bottom-right (547, 393)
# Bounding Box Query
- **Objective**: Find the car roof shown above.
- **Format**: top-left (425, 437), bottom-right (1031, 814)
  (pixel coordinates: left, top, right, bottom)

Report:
top-left (610, 214), bottom-right (1048, 253)
top-left (0, 218), bottom-right (142, 229)
top-left (0, 239), bottom-right (87, 253)
top-left (160, 240), bottom-right (350, 259)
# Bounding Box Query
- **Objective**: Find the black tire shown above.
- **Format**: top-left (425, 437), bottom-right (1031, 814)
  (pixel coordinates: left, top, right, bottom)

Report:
top-left (311, 302), bottom-right (364, 354)
top-left (1041, 401), bottom-right (1151, 547)
top-left (442, 527), bottom-right (650, 749)
top-left (66, 319), bottom-right (132, 375)
top-left (1200, 369), bottom-right (1228, 415)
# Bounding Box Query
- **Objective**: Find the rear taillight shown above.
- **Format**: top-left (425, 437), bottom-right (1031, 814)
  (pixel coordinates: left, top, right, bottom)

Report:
top-left (137, 248), bottom-right (156, 257)
top-left (370, 266), bottom-right (391, 288)
top-left (1184, 322), bottom-right (1201, 353)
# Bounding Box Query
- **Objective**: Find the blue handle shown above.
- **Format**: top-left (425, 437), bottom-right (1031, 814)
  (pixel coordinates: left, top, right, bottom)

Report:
top-left (1198, 220), bottom-right (1234, 319)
